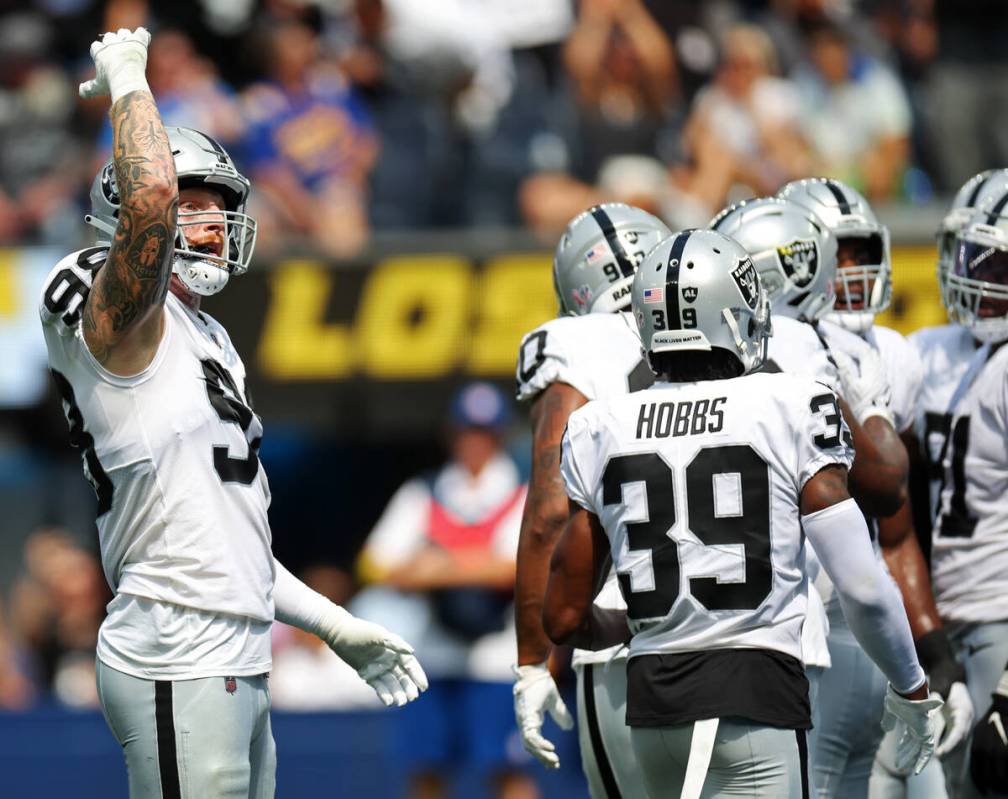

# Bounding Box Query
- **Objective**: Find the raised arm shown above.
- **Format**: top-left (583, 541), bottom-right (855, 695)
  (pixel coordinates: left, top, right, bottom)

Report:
top-left (79, 29), bottom-right (178, 375)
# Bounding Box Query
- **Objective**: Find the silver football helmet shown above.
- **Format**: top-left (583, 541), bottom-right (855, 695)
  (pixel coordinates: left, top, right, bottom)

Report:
top-left (710, 196), bottom-right (837, 323)
top-left (86, 127), bottom-right (257, 296)
top-left (938, 169), bottom-right (1008, 318)
top-left (778, 178), bottom-right (890, 333)
top-left (553, 203), bottom-right (671, 316)
top-left (947, 192), bottom-right (1008, 343)
top-left (632, 229), bottom-right (771, 375)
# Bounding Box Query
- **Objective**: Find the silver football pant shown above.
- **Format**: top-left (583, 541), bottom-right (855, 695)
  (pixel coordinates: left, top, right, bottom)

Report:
top-left (941, 621), bottom-right (1008, 799)
top-left (575, 659), bottom-right (649, 799)
top-left (96, 658), bottom-right (276, 799)
top-left (810, 612), bottom-right (888, 798)
top-left (630, 719), bottom-right (808, 798)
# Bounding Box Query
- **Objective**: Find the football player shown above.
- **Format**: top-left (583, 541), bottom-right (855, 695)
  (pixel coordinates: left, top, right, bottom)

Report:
top-left (41, 29), bottom-right (425, 798)
top-left (776, 178), bottom-right (975, 798)
top-left (918, 183), bottom-right (1008, 799)
top-left (712, 194), bottom-right (934, 797)
top-left (512, 203), bottom-right (670, 798)
top-left (543, 228), bottom-right (942, 797)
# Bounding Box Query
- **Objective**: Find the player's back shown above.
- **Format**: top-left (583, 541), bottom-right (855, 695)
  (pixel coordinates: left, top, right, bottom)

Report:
top-left (562, 370), bottom-right (853, 727)
top-left (563, 370), bottom-right (852, 660)
top-left (516, 311), bottom-right (651, 403)
top-left (40, 249), bottom-right (274, 624)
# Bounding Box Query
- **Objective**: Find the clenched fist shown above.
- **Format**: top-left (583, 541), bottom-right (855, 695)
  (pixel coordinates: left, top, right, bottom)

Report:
top-left (79, 27), bottom-right (151, 102)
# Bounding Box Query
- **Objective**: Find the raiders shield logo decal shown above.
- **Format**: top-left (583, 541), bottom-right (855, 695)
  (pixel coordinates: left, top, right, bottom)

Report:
top-left (776, 239), bottom-right (819, 288)
top-left (731, 259), bottom-right (760, 309)
top-left (682, 286), bottom-right (699, 303)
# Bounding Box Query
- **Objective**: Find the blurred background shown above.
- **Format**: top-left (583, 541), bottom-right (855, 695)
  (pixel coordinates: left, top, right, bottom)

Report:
top-left (0, 0), bottom-right (998, 796)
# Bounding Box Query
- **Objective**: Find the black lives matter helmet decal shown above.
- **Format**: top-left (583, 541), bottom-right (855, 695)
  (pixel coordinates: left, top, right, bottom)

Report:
top-left (776, 238), bottom-right (819, 288)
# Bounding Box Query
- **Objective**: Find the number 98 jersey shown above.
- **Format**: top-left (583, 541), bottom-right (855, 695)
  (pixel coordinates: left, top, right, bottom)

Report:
top-left (39, 249), bottom-right (274, 625)
top-left (560, 371), bottom-right (853, 662)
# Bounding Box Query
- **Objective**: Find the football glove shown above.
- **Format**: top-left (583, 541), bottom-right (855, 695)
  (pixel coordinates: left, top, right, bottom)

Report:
top-left (881, 683), bottom-right (944, 775)
top-left (833, 347), bottom-right (895, 427)
top-left (322, 609), bottom-right (429, 707)
top-left (971, 693), bottom-right (1008, 794)
top-left (915, 629), bottom-right (975, 756)
top-left (79, 28), bottom-right (151, 102)
top-left (513, 662), bottom-right (574, 769)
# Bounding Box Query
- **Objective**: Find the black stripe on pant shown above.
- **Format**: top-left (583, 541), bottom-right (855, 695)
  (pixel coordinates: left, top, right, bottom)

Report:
top-left (796, 728), bottom-right (809, 799)
top-left (583, 663), bottom-right (623, 799)
top-left (155, 681), bottom-right (182, 799)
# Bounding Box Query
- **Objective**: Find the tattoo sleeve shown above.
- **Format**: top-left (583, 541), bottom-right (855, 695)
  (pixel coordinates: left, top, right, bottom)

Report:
top-left (83, 90), bottom-right (177, 364)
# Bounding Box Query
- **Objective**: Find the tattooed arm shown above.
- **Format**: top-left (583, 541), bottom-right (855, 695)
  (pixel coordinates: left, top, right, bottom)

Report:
top-left (81, 38), bottom-right (177, 375)
top-left (514, 382), bottom-right (589, 666)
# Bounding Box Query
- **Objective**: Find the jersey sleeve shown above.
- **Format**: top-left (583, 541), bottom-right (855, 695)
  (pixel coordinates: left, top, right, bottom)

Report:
top-left (875, 327), bottom-right (924, 434)
top-left (515, 319), bottom-right (596, 403)
top-left (559, 408), bottom-right (598, 513)
top-left (795, 382), bottom-right (855, 489)
top-left (39, 249), bottom-right (105, 335)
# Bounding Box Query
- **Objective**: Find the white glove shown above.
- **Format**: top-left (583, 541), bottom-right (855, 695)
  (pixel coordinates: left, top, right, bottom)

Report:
top-left (880, 684), bottom-right (944, 775)
top-left (513, 662), bottom-right (574, 769)
top-left (321, 608), bottom-right (429, 707)
top-left (79, 28), bottom-right (151, 102)
top-left (833, 347), bottom-right (895, 426)
top-left (936, 681), bottom-right (975, 756)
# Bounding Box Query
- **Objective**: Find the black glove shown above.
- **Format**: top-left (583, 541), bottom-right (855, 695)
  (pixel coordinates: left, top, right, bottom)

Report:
top-left (915, 629), bottom-right (966, 699)
top-left (971, 693), bottom-right (1008, 795)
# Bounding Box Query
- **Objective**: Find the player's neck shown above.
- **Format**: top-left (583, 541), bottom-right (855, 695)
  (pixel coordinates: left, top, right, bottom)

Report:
top-left (169, 278), bottom-right (201, 313)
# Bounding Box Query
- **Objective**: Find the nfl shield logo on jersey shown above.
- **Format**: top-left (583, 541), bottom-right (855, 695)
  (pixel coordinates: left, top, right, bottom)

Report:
top-left (224, 676), bottom-right (237, 695)
top-left (776, 239), bottom-right (819, 288)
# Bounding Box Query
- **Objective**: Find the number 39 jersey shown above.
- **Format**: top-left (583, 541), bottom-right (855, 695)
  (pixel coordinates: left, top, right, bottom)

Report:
top-left (560, 371), bottom-right (854, 662)
top-left (39, 249), bottom-right (275, 625)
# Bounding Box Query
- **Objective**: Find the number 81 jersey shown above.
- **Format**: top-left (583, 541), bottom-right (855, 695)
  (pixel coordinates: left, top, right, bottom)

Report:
top-left (39, 249), bottom-right (274, 624)
top-left (561, 371), bottom-right (854, 661)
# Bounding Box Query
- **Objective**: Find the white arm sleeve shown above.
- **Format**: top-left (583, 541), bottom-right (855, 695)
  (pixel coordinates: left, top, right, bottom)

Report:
top-left (802, 498), bottom-right (925, 695)
top-left (273, 559), bottom-right (350, 643)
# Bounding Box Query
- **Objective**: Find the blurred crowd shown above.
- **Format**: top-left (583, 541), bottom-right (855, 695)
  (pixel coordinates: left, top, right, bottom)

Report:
top-left (0, 0), bottom-right (1004, 257)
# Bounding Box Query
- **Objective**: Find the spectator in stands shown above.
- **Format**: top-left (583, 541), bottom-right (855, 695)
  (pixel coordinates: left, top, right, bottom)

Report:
top-left (519, 0), bottom-right (678, 234)
top-left (354, 382), bottom-right (534, 799)
top-left (270, 564), bottom-right (380, 710)
top-left (794, 20), bottom-right (912, 201)
top-left (671, 23), bottom-right (811, 226)
top-left (96, 29), bottom-right (243, 155)
top-left (9, 528), bottom-right (108, 707)
top-left (0, 11), bottom-right (87, 247)
top-left (241, 18), bottom-right (377, 257)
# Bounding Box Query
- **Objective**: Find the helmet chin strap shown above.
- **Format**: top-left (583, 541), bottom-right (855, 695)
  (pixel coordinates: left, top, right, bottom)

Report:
top-left (173, 255), bottom-right (230, 296)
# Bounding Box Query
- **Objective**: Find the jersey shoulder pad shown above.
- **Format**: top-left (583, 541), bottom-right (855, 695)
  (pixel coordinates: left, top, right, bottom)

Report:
top-left (39, 247), bottom-right (107, 334)
top-left (908, 323), bottom-right (965, 353)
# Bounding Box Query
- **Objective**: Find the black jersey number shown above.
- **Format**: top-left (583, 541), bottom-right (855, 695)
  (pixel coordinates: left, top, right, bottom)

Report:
top-left (51, 369), bottom-right (114, 517)
top-left (202, 359), bottom-right (261, 484)
top-left (810, 392), bottom-right (851, 449)
top-left (936, 415), bottom-right (977, 538)
top-left (518, 330), bottom-right (547, 383)
top-left (601, 444), bottom-right (772, 620)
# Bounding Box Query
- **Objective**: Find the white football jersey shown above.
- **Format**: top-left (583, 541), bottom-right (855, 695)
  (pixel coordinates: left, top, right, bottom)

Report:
top-left (765, 316), bottom-right (841, 389)
top-left (561, 372), bottom-right (854, 662)
top-left (516, 311), bottom-right (650, 403)
top-left (40, 249), bottom-right (275, 625)
top-left (910, 324), bottom-right (978, 516)
top-left (516, 311), bottom-right (648, 667)
top-left (864, 325), bottom-right (923, 435)
top-left (930, 340), bottom-right (1008, 624)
